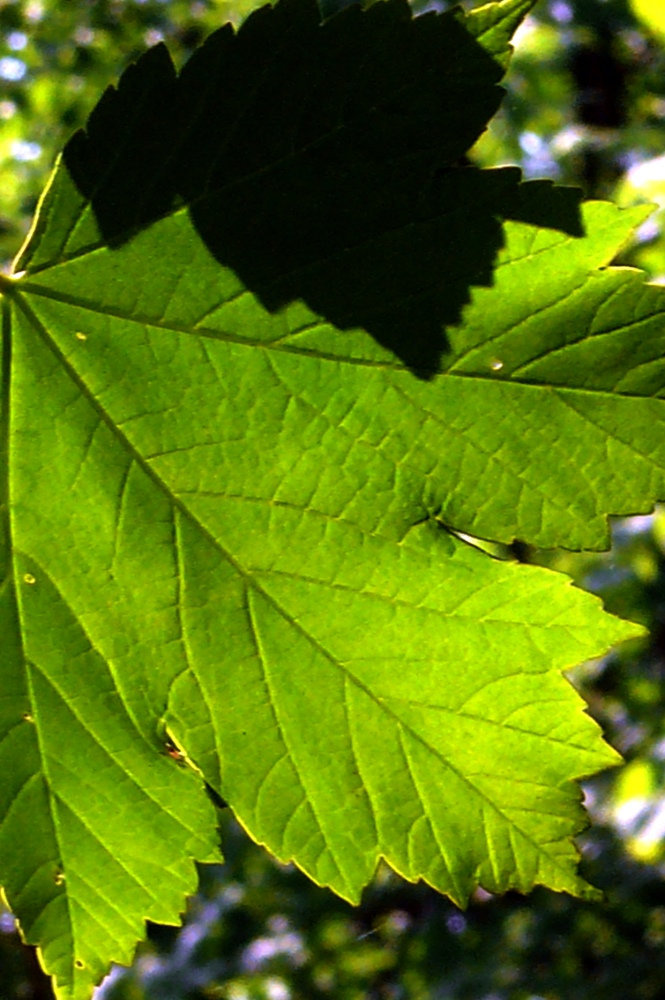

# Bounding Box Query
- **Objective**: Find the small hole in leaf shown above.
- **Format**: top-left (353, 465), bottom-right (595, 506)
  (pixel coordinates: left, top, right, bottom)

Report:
top-left (54, 870), bottom-right (65, 885)
top-left (22, 712), bottom-right (33, 722)
top-left (489, 358), bottom-right (504, 371)
top-left (23, 573), bottom-right (35, 585)
top-left (75, 331), bottom-right (87, 341)
top-left (74, 960), bottom-right (85, 969)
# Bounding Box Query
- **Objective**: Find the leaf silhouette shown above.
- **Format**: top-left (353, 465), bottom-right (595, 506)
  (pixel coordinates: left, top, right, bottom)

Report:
top-left (22, 0), bottom-right (582, 377)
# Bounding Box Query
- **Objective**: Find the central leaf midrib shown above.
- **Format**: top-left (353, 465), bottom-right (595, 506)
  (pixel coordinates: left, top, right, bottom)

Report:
top-left (15, 280), bottom-right (665, 405)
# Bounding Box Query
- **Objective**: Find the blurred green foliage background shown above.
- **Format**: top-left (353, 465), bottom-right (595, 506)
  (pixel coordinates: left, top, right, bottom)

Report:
top-left (3, 0), bottom-right (665, 997)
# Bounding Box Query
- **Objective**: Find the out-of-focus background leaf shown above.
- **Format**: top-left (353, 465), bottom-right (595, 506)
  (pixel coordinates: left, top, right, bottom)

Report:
top-left (3, 1), bottom-right (665, 998)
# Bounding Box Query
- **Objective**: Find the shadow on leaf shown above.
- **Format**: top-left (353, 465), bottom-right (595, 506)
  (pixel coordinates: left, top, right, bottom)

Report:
top-left (63, 0), bottom-right (583, 377)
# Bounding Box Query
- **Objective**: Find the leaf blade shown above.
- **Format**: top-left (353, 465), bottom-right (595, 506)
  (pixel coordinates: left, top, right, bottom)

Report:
top-left (5, 265), bottom-right (637, 918)
top-left (0, 0), bottom-right (654, 993)
top-left (1, 292), bottom-right (221, 999)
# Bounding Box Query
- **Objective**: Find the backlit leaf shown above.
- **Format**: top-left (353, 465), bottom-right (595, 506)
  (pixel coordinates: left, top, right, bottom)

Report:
top-left (0, 1), bottom-right (654, 995)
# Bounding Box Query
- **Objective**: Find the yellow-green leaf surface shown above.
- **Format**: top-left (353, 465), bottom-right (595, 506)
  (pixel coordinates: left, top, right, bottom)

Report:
top-left (0, 0), bottom-right (650, 996)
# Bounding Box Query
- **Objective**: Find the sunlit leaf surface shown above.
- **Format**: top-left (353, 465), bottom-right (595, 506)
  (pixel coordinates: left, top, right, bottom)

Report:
top-left (0, 1), bottom-right (654, 995)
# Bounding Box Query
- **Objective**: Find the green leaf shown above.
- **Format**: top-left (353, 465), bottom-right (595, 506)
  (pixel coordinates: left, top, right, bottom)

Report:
top-left (1, 295), bottom-right (221, 997)
top-left (16, 194), bottom-right (664, 551)
top-left (18, 0), bottom-right (659, 550)
top-left (163, 518), bottom-right (631, 905)
top-left (0, 0), bottom-right (654, 995)
top-left (442, 198), bottom-right (665, 547)
top-left (0, 273), bottom-right (636, 927)
top-left (461, 0), bottom-right (536, 69)
top-left (17, 0), bottom-right (559, 377)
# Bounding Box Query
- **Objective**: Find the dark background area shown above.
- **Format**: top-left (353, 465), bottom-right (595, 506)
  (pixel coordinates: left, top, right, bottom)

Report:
top-left (3, 1), bottom-right (665, 997)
